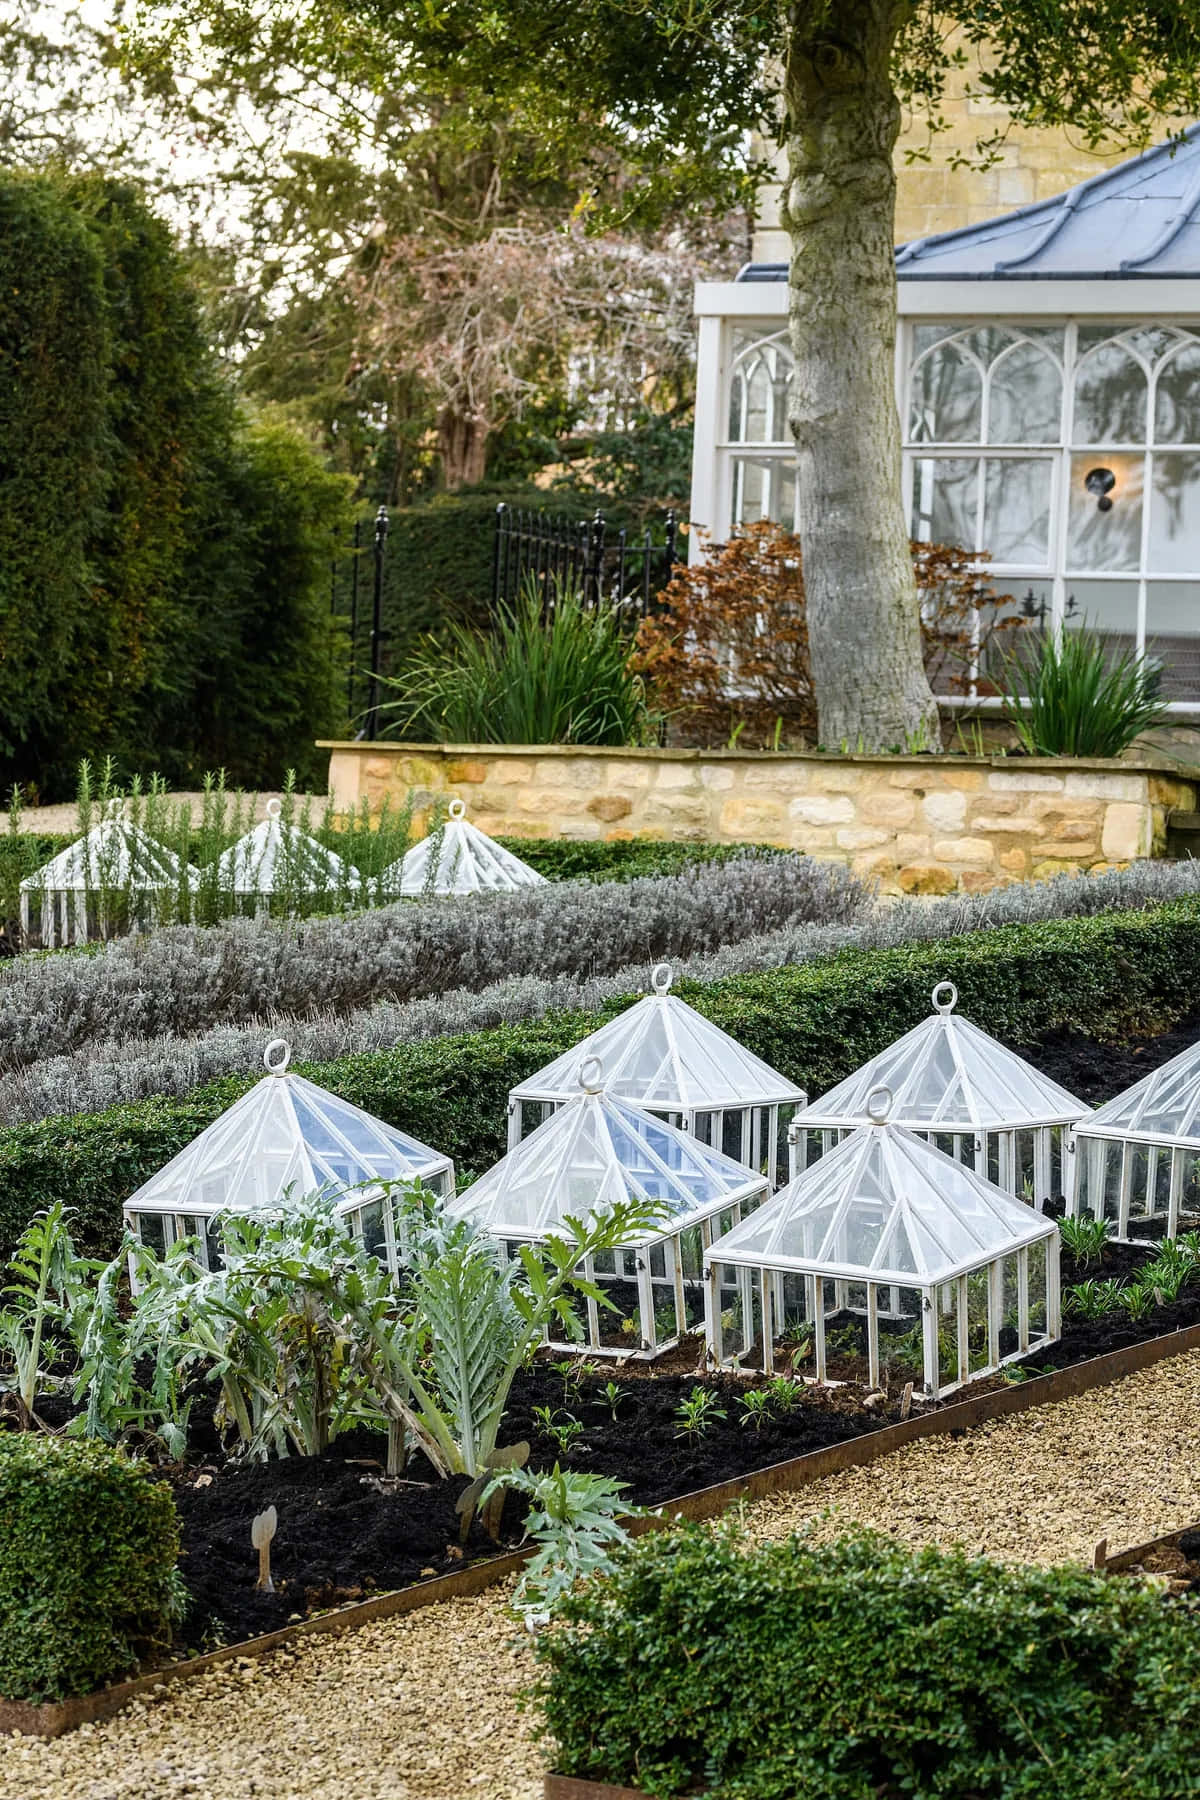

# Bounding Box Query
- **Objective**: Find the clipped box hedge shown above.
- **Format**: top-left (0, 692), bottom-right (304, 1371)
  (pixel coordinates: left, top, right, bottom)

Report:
top-left (1, 898), bottom-right (1198, 1259)
top-left (0, 1436), bottom-right (180, 1702)
top-left (535, 1523), bottom-right (1200, 1799)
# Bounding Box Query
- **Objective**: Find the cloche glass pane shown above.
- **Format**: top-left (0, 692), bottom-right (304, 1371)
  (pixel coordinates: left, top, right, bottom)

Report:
top-left (1073, 343), bottom-right (1148, 444)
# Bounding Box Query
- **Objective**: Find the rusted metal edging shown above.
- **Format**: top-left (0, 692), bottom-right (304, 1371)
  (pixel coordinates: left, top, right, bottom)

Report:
top-left (9, 1318), bottom-right (1200, 1740)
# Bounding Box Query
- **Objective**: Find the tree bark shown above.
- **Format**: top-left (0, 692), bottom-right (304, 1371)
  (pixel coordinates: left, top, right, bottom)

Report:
top-left (783, 0), bottom-right (940, 750)
top-left (437, 405), bottom-right (490, 489)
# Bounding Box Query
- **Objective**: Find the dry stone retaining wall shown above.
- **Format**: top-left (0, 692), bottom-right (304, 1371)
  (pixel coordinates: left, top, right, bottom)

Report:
top-left (320, 742), bottom-right (1197, 896)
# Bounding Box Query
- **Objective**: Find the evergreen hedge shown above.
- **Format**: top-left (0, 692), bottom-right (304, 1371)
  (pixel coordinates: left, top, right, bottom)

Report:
top-left (535, 1524), bottom-right (1200, 1799)
top-left (0, 175), bottom-right (108, 776)
top-left (0, 1436), bottom-right (180, 1703)
top-left (0, 169), bottom-right (355, 799)
top-left (1, 899), bottom-right (1196, 1259)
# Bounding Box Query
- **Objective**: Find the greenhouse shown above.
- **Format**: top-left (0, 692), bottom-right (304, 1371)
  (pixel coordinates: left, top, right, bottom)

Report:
top-left (507, 963), bottom-right (804, 1187)
top-left (1070, 1035), bottom-right (1200, 1239)
top-left (789, 983), bottom-right (1088, 1204)
top-left (214, 798), bottom-right (359, 901)
top-left (452, 1056), bottom-right (770, 1356)
top-left (385, 799), bottom-right (546, 896)
top-left (706, 1089), bottom-right (1062, 1396)
top-left (18, 809), bottom-right (198, 946)
top-left (123, 1039), bottom-right (455, 1276)
top-left (690, 125), bottom-right (1200, 708)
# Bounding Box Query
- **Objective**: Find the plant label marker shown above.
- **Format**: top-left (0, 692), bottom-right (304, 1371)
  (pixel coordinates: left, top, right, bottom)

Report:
top-left (252, 1506), bottom-right (277, 1592)
top-left (1093, 1536), bottom-right (1108, 1571)
top-left (900, 1382), bottom-right (913, 1422)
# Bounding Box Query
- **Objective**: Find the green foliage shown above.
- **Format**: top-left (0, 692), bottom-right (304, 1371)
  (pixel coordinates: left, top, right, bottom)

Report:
top-left (5, 897), bottom-right (1200, 1261)
top-left (534, 1522), bottom-right (1200, 1799)
top-left (1062, 1276), bottom-right (1126, 1319)
top-left (1058, 1213), bottom-right (1111, 1268)
top-left (360, 483), bottom-right (642, 677)
top-left (674, 1386), bottom-right (726, 1441)
top-left (496, 838), bottom-right (779, 883)
top-left (0, 1203), bottom-right (89, 1420)
top-left (1001, 627), bottom-right (1168, 758)
top-left (480, 1462), bottom-right (641, 1616)
top-left (0, 1435), bottom-right (181, 1702)
top-left (193, 418), bottom-right (354, 791)
top-left (0, 173), bottom-right (107, 774)
top-left (381, 584), bottom-right (658, 747)
top-left (0, 169), bottom-right (355, 800)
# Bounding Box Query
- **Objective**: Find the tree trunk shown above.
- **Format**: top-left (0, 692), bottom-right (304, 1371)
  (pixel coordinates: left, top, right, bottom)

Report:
top-left (783, 1), bottom-right (941, 750)
top-left (437, 405), bottom-right (489, 489)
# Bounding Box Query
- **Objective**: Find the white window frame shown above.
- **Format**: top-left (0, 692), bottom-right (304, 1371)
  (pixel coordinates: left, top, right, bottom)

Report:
top-left (691, 276), bottom-right (1200, 712)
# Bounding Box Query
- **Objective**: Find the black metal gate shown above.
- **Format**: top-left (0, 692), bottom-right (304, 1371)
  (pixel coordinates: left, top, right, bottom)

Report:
top-left (492, 504), bottom-right (678, 620)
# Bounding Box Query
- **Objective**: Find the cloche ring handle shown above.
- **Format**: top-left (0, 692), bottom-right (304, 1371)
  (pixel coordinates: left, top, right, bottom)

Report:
top-left (447, 798), bottom-right (466, 821)
top-left (263, 1038), bottom-right (291, 1076)
top-left (578, 1055), bottom-right (605, 1094)
top-left (932, 981), bottom-right (958, 1015)
top-left (651, 963), bottom-right (673, 995)
top-left (266, 797), bottom-right (283, 820)
top-left (865, 1085), bottom-right (893, 1125)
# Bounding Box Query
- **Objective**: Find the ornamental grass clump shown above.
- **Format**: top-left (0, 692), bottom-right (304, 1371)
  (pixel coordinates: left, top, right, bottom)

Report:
top-left (535, 1521), bottom-right (1200, 1800)
top-left (1001, 624), bottom-right (1168, 757)
top-left (0, 1435), bottom-right (182, 1702)
top-left (380, 581), bottom-right (659, 747)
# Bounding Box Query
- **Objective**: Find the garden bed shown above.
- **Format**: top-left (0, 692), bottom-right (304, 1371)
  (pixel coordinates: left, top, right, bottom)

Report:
top-left (33, 1002), bottom-right (1196, 1657)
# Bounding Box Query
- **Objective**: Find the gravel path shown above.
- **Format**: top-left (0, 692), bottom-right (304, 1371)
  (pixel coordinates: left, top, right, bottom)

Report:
top-left (5, 1350), bottom-right (1200, 1800)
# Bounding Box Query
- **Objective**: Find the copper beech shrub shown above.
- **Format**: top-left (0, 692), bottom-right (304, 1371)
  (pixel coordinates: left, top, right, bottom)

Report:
top-left (632, 523), bottom-right (1017, 747)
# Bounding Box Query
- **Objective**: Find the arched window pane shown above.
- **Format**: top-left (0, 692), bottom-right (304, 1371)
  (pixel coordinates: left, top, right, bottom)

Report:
top-left (728, 339), bottom-right (792, 444)
top-left (910, 457), bottom-right (978, 548)
top-left (987, 344), bottom-right (1062, 444)
top-left (908, 343), bottom-right (982, 444)
top-left (1154, 345), bottom-right (1200, 444)
top-left (1073, 344), bottom-right (1148, 443)
top-left (1067, 454), bottom-right (1144, 569)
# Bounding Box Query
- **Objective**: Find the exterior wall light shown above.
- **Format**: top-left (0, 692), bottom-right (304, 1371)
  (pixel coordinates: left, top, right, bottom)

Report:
top-left (1085, 466), bottom-right (1117, 511)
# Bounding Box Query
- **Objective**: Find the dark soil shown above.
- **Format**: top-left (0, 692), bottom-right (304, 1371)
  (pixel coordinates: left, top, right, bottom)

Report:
top-left (1009, 1010), bottom-right (1200, 1108)
top-left (172, 1432), bottom-right (514, 1648)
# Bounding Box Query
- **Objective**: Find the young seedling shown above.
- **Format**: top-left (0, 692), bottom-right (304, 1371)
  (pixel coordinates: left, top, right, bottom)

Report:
top-left (1057, 1214), bottom-right (1111, 1269)
top-left (767, 1375), bottom-right (801, 1414)
top-left (533, 1404), bottom-right (584, 1456)
top-left (739, 1389), bottom-right (775, 1433)
top-left (674, 1388), bottom-right (727, 1442)
top-left (596, 1380), bottom-right (625, 1422)
top-left (252, 1505), bottom-right (277, 1592)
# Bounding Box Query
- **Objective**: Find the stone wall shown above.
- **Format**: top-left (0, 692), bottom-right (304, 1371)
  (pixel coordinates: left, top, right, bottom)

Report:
top-left (320, 743), bottom-right (1198, 896)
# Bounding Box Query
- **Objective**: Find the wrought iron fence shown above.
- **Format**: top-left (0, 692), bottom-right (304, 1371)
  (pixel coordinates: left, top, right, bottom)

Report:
top-left (492, 503), bottom-right (679, 621)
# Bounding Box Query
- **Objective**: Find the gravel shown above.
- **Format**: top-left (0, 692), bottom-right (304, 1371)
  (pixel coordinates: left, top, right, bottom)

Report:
top-left (5, 1351), bottom-right (1200, 1799)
